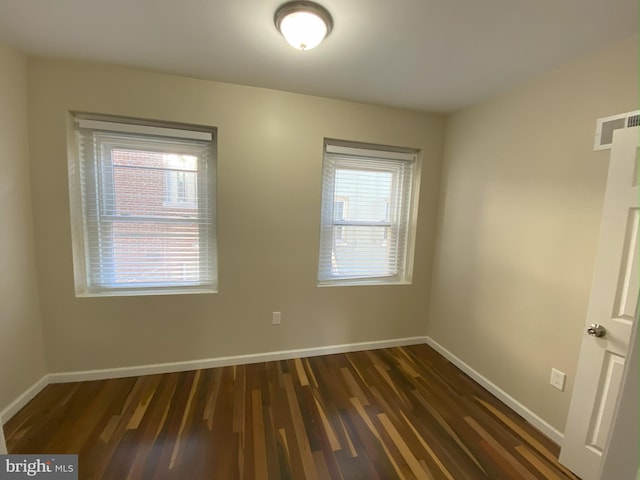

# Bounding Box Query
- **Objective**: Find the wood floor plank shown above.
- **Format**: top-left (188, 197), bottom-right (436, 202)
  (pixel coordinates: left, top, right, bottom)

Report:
top-left (252, 388), bottom-right (269, 480)
top-left (3, 344), bottom-right (581, 480)
top-left (410, 388), bottom-right (488, 476)
top-left (399, 410), bottom-right (456, 480)
top-left (465, 416), bottom-right (539, 480)
top-left (282, 372), bottom-right (318, 480)
top-left (169, 369), bottom-right (201, 469)
top-left (348, 396), bottom-right (410, 479)
top-left (515, 445), bottom-right (565, 480)
top-left (294, 358), bottom-right (310, 387)
top-left (377, 412), bottom-right (431, 480)
top-left (312, 393), bottom-right (341, 452)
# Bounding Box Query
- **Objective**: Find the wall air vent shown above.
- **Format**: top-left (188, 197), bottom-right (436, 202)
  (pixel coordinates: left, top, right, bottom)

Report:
top-left (594, 110), bottom-right (640, 151)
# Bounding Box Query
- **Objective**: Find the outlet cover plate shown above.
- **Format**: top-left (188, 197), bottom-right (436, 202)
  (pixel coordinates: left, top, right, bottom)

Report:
top-left (550, 368), bottom-right (566, 391)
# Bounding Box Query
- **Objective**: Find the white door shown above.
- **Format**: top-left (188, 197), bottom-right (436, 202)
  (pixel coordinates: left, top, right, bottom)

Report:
top-left (560, 126), bottom-right (639, 479)
top-left (597, 313), bottom-right (638, 480)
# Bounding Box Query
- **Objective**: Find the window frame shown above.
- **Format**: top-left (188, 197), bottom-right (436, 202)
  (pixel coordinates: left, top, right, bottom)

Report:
top-left (317, 140), bottom-right (419, 287)
top-left (67, 114), bottom-right (218, 297)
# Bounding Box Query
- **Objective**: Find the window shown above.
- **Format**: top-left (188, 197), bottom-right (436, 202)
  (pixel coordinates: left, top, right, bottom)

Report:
top-left (318, 141), bottom-right (418, 286)
top-left (68, 116), bottom-right (217, 296)
top-left (164, 155), bottom-right (197, 207)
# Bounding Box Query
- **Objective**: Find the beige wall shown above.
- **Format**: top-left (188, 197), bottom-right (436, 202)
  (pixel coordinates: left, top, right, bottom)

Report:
top-left (0, 40), bottom-right (47, 414)
top-left (27, 58), bottom-right (445, 373)
top-left (429, 34), bottom-right (639, 431)
top-left (12, 34), bottom-right (635, 436)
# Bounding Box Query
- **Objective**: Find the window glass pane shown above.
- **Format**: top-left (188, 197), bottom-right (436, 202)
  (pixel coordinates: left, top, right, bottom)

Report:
top-left (332, 225), bottom-right (391, 277)
top-left (111, 149), bottom-right (199, 217)
top-left (111, 222), bottom-right (201, 285)
top-left (335, 169), bottom-right (392, 222)
top-left (334, 199), bottom-right (345, 221)
top-left (164, 154), bottom-right (198, 206)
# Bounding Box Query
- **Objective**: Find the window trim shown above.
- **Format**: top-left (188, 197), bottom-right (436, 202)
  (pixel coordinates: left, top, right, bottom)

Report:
top-left (67, 113), bottom-right (218, 297)
top-left (317, 139), bottom-right (419, 287)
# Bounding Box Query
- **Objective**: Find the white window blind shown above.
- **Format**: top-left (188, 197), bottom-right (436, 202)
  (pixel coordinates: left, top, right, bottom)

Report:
top-left (318, 142), bottom-right (417, 285)
top-left (70, 117), bottom-right (217, 296)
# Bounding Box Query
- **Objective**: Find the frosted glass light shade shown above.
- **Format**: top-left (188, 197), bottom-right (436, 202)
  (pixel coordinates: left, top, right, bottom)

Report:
top-left (275, 2), bottom-right (333, 51)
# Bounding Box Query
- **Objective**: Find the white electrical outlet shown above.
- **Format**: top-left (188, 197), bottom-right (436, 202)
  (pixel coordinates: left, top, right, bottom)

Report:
top-left (272, 312), bottom-right (281, 325)
top-left (550, 368), bottom-right (566, 391)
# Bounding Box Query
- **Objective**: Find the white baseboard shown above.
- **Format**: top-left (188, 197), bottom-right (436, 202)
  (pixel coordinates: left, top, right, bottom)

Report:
top-left (2, 335), bottom-right (562, 448)
top-left (1, 336), bottom-right (425, 426)
top-left (424, 336), bottom-right (564, 445)
top-left (0, 376), bottom-right (49, 428)
top-left (47, 336), bottom-right (429, 384)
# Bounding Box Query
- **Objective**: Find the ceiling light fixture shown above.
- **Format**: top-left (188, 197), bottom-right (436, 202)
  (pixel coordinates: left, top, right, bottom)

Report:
top-left (274, 1), bottom-right (333, 51)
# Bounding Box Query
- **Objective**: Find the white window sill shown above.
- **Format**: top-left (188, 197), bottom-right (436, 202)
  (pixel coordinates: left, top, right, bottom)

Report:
top-left (317, 279), bottom-right (411, 288)
top-left (76, 286), bottom-right (218, 297)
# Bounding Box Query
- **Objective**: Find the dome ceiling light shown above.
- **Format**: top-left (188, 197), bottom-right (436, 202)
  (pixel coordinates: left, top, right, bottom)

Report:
top-left (274, 1), bottom-right (333, 51)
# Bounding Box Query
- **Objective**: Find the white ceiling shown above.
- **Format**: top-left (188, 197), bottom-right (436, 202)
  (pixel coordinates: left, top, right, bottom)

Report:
top-left (0, 0), bottom-right (636, 113)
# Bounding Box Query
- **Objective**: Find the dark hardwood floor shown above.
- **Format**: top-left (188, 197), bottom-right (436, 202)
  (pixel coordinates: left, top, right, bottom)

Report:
top-left (4, 344), bottom-right (581, 479)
